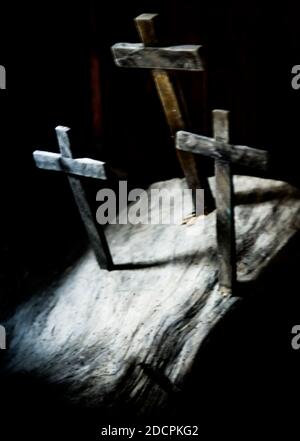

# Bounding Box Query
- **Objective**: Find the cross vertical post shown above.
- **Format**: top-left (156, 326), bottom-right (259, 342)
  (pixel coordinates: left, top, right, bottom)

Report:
top-left (213, 110), bottom-right (236, 295)
top-left (116, 13), bottom-right (215, 214)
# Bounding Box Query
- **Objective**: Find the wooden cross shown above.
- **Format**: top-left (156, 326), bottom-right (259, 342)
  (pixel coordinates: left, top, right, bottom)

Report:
top-left (111, 13), bottom-right (214, 214)
top-left (33, 126), bottom-right (113, 270)
top-left (176, 110), bottom-right (269, 295)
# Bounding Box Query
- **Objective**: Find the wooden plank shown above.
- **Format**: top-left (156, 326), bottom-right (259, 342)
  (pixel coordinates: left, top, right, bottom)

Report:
top-left (54, 126), bottom-right (113, 270)
top-left (111, 43), bottom-right (205, 71)
top-left (134, 13), bottom-right (214, 214)
top-left (33, 151), bottom-right (107, 180)
top-left (176, 130), bottom-right (269, 173)
top-left (213, 110), bottom-right (236, 295)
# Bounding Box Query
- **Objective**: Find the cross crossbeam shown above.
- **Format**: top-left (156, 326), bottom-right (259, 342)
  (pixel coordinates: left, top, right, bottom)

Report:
top-left (33, 151), bottom-right (107, 179)
top-left (112, 43), bottom-right (205, 71)
top-left (176, 131), bottom-right (269, 173)
top-left (33, 126), bottom-right (113, 270)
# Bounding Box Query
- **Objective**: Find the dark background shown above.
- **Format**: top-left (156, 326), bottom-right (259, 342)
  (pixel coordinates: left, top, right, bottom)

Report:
top-left (1, 0), bottom-right (300, 312)
top-left (0, 1), bottom-right (300, 438)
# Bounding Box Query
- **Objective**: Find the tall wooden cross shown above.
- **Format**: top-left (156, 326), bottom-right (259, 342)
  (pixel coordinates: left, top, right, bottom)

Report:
top-left (176, 110), bottom-right (269, 295)
top-left (111, 13), bottom-right (214, 214)
top-left (33, 126), bottom-right (113, 270)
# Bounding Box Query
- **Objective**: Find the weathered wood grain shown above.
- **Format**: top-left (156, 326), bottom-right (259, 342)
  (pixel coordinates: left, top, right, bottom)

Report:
top-left (176, 130), bottom-right (269, 172)
top-left (132, 13), bottom-right (214, 214)
top-left (213, 110), bottom-right (236, 295)
top-left (111, 43), bottom-right (205, 71)
top-left (3, 176), bottom-right (300, 415)
top-left (33, 151), bottom-right (107, 180)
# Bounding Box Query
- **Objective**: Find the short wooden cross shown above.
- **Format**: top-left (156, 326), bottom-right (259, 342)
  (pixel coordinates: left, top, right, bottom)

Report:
top-left (176, 110), bottom-right (269, 295)
top-left (111, 13), bottom-right (214, 214)
top-left (33, 126), bottom-right (113, 270)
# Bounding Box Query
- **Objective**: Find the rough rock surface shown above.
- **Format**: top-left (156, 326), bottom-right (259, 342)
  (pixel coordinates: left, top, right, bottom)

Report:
top-left (2, 176), bottom-right (300, 414)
